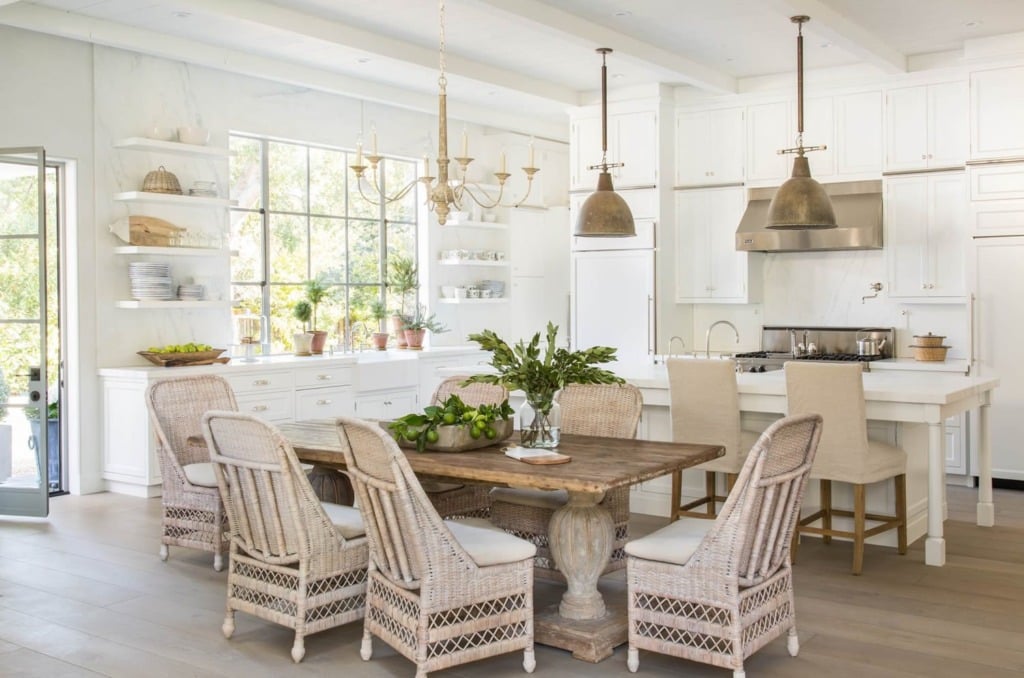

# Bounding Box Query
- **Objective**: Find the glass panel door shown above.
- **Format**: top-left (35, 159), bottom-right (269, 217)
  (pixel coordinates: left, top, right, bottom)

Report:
top-left (0, 147), bottom-right (50, 517)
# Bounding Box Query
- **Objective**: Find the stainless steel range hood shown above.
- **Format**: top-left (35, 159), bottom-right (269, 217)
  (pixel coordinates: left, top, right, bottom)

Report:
top-left (735, 179), bottom-right (882, 252)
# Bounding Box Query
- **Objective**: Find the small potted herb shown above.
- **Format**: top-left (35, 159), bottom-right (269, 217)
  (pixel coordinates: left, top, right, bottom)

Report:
top-left (402, 305), bottom-right (448, 350)
top-left (293, 275), bottom-right (335, 354)
top-left (369, 299), bottom-right (390, 351)
top-left (387, 255), bottom-right (418, 349)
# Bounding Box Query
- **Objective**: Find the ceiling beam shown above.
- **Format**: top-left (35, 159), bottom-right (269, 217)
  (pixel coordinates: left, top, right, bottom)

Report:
top-left (172, 0), bottom-right (578, 106)
top-left (771, 0), bottom-right (906, 73)
top-left (470, 0), bottom-right (736, 94)
top-left (0, 3), bottom-right (567, 140)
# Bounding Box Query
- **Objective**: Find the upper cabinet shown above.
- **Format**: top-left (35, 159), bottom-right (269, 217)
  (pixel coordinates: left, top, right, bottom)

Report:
top-left (885, 172), bottom-right (967, 302)
top-left (834, 90), bottom-right (883, 177)
top-left (971, 65), bottom-right (1024, 161)
top-left (745, 100), bottom-right (791, 186)
top-left (885, 80), bottom-right (968, 172)
top-left (674, 108), bottom-right (745, 187)
top-left (570, 102), bottom-right (658, 191)
top-left (674, 186), bottom-right (759, 304)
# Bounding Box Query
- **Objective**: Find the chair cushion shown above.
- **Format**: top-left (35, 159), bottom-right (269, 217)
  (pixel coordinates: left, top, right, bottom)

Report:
top-left (811, 439), bottom-right (907, 485)
top-left (446, 517), bottom-right (537, 567)
top-left (182, 462), bottom-right (218, 488)
top-left (490, 487), bottom-right (568, 510)
top-left (624, 518), bottom-right (714, 566)
top-left (321, 502), bottom-right (366, 539)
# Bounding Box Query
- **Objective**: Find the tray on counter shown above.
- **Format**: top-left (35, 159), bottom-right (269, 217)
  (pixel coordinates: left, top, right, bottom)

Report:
top-left (138, 349), bottom-right (229, 367)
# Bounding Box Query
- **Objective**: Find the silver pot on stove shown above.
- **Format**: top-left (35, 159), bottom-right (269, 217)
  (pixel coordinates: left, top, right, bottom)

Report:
top-left (856, 329), bottom-right (887, 356)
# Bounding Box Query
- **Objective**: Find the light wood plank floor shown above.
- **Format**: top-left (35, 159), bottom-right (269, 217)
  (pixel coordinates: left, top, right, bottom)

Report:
top-left (0, 486), bottom-right (1021, 677)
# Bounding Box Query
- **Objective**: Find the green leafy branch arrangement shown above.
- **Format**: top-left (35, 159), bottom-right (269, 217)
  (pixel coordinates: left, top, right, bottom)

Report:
top-left (388, 394), bottom-right (514, 452)
top-left (465, 322), bottom-right (624, 415)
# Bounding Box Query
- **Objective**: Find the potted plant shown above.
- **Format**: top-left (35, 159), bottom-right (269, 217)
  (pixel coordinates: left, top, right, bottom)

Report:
top-left (387, 255), bottom-right (418, 349)
top-left (465, 322), bottom-right (623, 448)
top-left (369, 299), bottom-right (390, 351)
top-left (402, 305), bottom-right (448, 350)
top-left (293, 276), bottom-right (334, 354)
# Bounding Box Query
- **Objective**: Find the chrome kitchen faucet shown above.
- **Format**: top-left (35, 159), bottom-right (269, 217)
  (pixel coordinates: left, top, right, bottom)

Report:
top-left (706, 320), bottom-right (740, 359)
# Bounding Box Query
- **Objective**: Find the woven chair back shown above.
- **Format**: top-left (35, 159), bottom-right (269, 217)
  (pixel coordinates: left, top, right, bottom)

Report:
top-left (666, 358), bottom-right (744, 470)
top-left (785, 361), bottom-right (872, 479)
top-left (557, 383), bottom-right (643, 438)
top-left (431, 376), bottom-right (508, 407)
top-left (691, 414), bottom-right (822, 586)
top-left (202, 411), bottom-right (337, 565)
top-left (146, 375), bottom-right (237, 467)
top-left (336, 416), bottom-right (468, 587)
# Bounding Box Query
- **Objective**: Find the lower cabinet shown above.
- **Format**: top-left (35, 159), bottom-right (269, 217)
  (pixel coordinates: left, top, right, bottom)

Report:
top-left (353, 390), bottom-right (418, 420)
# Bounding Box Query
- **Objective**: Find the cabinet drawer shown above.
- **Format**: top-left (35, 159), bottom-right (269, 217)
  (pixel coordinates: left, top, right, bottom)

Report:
top-left (971, 200), bottom-right (1024, 237)
top-left (294, 364), bottom-right (353, 389)
top-left (226, 371), bottom-right (294, 394)
top-left (355, 360), bottom-right (417, 392)
top-left (236, 391), bottom-right (293, 422)
top-left (295, 386), bottom-right (354, 421)
top-left (970, 163), bottom-right (1024, 201)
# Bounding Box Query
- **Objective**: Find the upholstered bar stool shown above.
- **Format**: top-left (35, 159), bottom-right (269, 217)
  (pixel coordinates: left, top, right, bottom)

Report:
top-left (785, 361), bottom-right (908, 575)
top-left (667, 358), bottom-right (760, 521)
top-left (424, 376), bottom-right (509, 519)
top-left (489, 382), bottom-right (643, 580)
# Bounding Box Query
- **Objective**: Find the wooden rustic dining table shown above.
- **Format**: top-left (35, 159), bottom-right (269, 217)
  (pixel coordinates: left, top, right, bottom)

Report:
top-left (277, 419), bottom-right (723, 662)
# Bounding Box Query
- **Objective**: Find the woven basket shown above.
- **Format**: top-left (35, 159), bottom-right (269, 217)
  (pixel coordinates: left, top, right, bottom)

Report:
top-left (913, 333), bottom-right (946, 348)
top-left (141, 166), bottom-right (182, 195)
top-left (910, 344), bottom-right (949, 361)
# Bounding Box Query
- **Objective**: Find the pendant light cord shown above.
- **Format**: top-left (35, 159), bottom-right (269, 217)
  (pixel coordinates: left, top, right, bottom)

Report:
top-left (600, 48), bottom-right (608, 164)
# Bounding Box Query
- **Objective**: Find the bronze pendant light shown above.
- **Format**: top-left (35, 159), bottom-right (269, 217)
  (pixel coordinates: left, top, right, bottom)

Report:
top-left (766, 16), bottom-right (837, 230)
top-left (575, 47), bottom-right (636, 237)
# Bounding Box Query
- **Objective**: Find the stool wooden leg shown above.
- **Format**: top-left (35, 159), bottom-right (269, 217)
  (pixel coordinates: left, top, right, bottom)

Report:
top-left (670, 470), bottom-right (682, 522)
top-left (895, 474), bottom-right (908, 555)
top-left (820, 480), bottom-right (832, 545)
top-left (705, 471), bottom-right (717, 517)
top-left (725, 473), bottom-right (738, 493)
top-left (852, 483), bottom-right (866, 576)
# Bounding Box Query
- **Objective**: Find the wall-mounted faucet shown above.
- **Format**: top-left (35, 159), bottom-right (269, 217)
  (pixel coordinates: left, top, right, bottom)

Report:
top-left (668, 335), bottom-right (686, 357)
top-left (706, 320), bottom-right (740, 359)
top-left (862, 281), bottom-right (883, 304)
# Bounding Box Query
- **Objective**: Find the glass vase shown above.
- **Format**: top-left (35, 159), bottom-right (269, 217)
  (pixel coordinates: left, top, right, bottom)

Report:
top-left (519, 397), bottom-right (561, 449)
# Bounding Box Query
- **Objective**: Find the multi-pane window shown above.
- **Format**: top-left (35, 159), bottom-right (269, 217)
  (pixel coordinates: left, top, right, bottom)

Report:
top-left (229, 134), bottom-right (418, 353)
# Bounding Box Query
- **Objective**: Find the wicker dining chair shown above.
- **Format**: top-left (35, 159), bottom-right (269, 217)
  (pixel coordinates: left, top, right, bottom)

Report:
top-left (423, 376), bottom-right (509, 519)
top-left (202, 410), bottom-right (369, 663)
top-left (145, 374), bottom-right (238, 571)
top-left (626, 414), bottom-right (823, 678)
top-left (785, 361), bottom-right (908, 575)
top-left (667, 358), bottom-right (761, 520)
top-left (489, 382), bottom-right (643, 580)
top-left (336, 416), bottom-right (536, 678)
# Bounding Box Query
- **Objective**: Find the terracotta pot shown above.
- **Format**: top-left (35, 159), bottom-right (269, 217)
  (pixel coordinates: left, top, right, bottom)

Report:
top-left (309, 330), bottom-right (328, 355)
top-left (404, 328), bottom-right (426, 350)
top-left (391, 315), bottom-right (408, 349)
top-left (371, 331), bottom-right (390, 351)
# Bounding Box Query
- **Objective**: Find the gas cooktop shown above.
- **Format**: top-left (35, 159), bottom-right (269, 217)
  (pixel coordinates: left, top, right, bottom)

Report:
top-left (734, 326), bottom-right (895, 373)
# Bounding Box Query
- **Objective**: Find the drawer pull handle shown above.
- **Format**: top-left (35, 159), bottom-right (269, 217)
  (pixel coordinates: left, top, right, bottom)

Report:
top-left (317, 399), bottom-right (331, 405)
top-left (251, 405), bottom-right (268, 412)
top-left (253, 379), bottom-right (270, 386)
top-left (317, 374), bottom-right (331, 381)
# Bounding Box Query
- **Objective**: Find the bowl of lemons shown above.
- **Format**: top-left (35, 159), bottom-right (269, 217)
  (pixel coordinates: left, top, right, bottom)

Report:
top-left (138, 343), bottom-right (227, 367)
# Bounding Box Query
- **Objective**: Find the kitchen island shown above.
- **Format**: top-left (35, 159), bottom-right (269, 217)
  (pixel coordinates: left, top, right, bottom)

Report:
top-left (438, 362), bottom-right (999, 567)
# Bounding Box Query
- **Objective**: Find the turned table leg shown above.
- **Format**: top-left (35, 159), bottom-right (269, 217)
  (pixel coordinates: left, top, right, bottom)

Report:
top-left (548, 490), bottom-right (612, 620)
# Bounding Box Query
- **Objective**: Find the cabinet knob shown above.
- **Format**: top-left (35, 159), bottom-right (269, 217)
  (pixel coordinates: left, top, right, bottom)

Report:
top-left (384, 400), bottom-right (392, 406)
top-left (316, 374), bottom-right (331, 381)
top-left (251, 405), bottom-right (268, 412)
top-left (922, 154), bottom-right (927, 160)
top-left (316, 399), bottom-right (331, 405)
top-left (253, 379), bottom-right (270, 386)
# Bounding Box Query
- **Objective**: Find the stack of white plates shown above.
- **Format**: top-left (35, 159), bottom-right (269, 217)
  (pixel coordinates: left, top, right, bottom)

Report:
top-left (177, 283), bottom-right (205, 300)
top-left (188, 189), bottom-right (218, 198)
top-left (128, 262), bottom-right (173, 300)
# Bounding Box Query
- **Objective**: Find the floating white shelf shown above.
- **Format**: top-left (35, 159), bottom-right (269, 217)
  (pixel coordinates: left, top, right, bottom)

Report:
top-left (115, 300), bottom-right (230, 309)
top-left (113, 191), bottom-right (236, 208)
top-left (438, 259), bottom-right (509, 267)
top-left (114, 245), bottom-right (233, 256)
top-left (436, 298), bottom-right (509, 305)
top-left (114, 137), bottom-right (233, 158)
top-left (444, 219), bottom-right (507, 230)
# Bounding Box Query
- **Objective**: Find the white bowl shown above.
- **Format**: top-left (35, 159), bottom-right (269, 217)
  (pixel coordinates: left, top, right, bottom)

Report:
top-left (144, 127), bottom-right (176, 141)
top-left (177, 126), bottom-right (210, 145)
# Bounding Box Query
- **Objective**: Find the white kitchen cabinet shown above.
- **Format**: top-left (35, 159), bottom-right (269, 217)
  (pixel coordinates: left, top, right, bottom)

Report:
top-left (572, 248), bottom-right (654, 364)
top-left (415, 351), bottom-right (487, 406)
top-left (570, 104), bottom-right (658, 191)
top-left (353, 357), bottom-right (418, 419)
top-left (968, 161), bottom-right (1024, 237)
top-left (885, 81), bottom-right (968, 172)
top-left (507, 207), bottom-right (570, 342)
top-left (970, 65), bottom-right (1024, 161)
top-left (885, 172), bottom-right (967, 301)
top-left (674, 107), bottom-right (745, 186)
top-left (974, 238), bottom-right (1024, 481)
top-left (352, 390), bottom-right (417, 420)
top-left (746, 100), bottom-right (791, 185)
top-left (675, 186), bottom-right (759, 304)
top-left (834, 90), bottom-right (884, 177)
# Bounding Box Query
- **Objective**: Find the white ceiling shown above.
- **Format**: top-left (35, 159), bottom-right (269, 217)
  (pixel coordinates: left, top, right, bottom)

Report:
top-left (4, 0), bottom-right (1024, 139)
